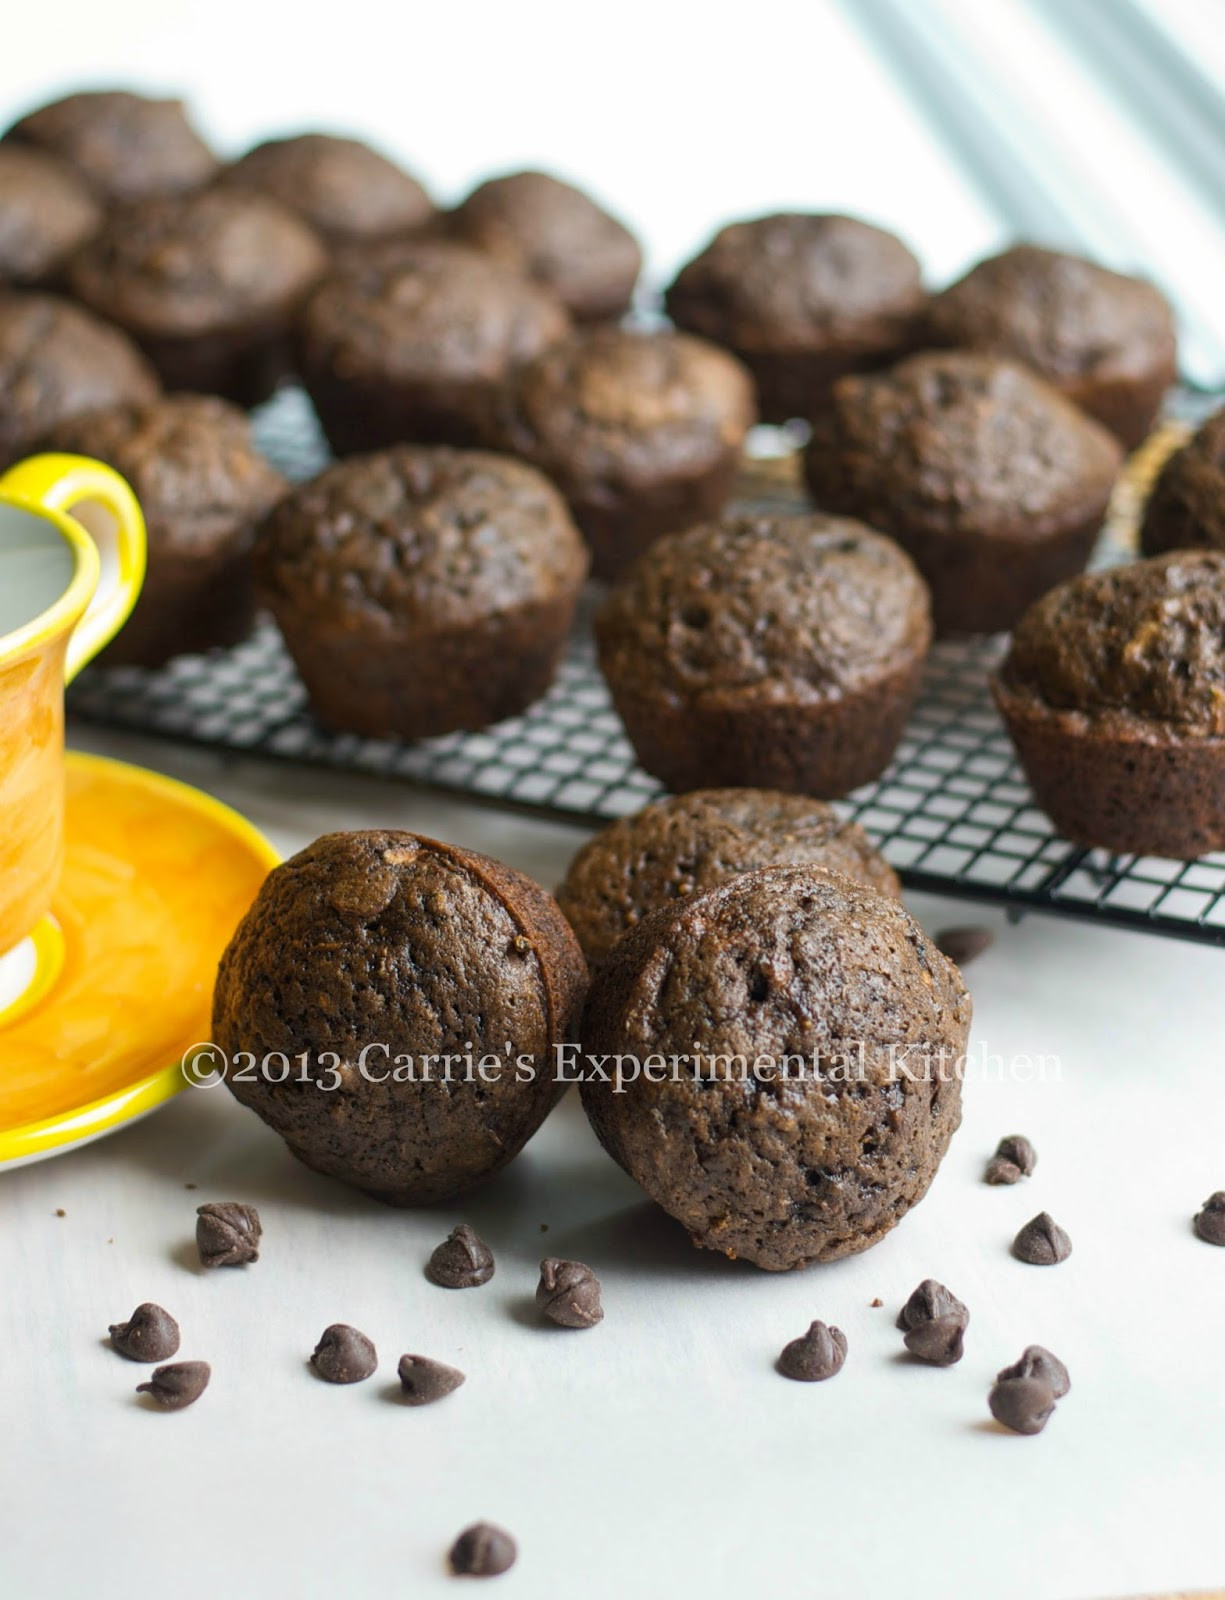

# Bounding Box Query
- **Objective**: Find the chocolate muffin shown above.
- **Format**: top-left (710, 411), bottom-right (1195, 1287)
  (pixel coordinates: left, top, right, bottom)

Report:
top-left (925, 245), bottom-right (1177, 450)
top-left (1140, 406), bottom-right (1225, 557)
top-left (488, 326), bottom-right (756, 579)
top-left (4, 89), bottom-right (218, 203)
top-left (219, 133), bottom-right (434, 248)
top-left (665, 212), bottom-right (925, 423)
top-left (557, 789), bottom-right (900, 974)
top-left (43, 395), bottom-right (286, 666)
top-left (0, 146), bottom-right (101, 287)
top-left (213, 829), bottom-right (587, 1205)
top-left (595, 512), bottom-right (931, 797)
top-left (67, 189), bottom-right (327, 405)
top-left (0, 291), bottom-right (159, 469)
top-left (804, 351), bottom-right (1123, 634)
top-left (992, 551), bottom-right (1225, 857)
top-left (296, 240), bottom-right (570, 454)
top-left (257, 446), bottom-right (588, 739)
top-left (580, 865), bottom-right (971, 1270)
top-left (450, 169), bottom-right (641, 322)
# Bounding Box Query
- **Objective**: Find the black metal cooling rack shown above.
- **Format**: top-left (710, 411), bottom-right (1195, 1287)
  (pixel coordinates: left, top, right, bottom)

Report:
top-left (67, 387), bottom-right (1225, 949)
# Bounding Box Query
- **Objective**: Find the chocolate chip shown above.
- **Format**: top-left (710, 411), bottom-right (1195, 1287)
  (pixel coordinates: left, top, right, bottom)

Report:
top-left (311, 1323), bottom-right (377, 1383)
top-left (136, 1360), bottom-right (210, 1410)
top-left (997, 1345), bottom-right (1070, 1399)
top-left (448, 1522), bottom-right (517, 1578)
top-left (536, 1258), bottom-right (603, 1328)
top-left (934, 925), bottom-right (994, 966)
top-left (985, 1157), bottom-right (1022, 1185)
top-left (55, 1208), bottom-right (66, 1217)
top-left (1193, 1191), bottom-right (1225, 1246)
top-left (426, 1224), bottom-right (495, 1289)
top-left (904, 1314), bottom-right (966, 1366)
top-left (195, 1201), bottom-right (261, 1268)
top-left (1012, 1212), bottom-right (1073, 1265)
top-left (870, 1297), bottom-right (883, 1308)
top-left (988, 1375), bottom-right (1056, 1435)
top-left (896, 1278), bottom-right (968, 1332)
top-left (397, 1354), bottom-right (466, 1405)
top-left (109, 1303), bottom-right (180, 1362)
top-left (984, 1134), bottom-right (1037, 1185)
top-left (777, 1320), bottom-right (847, 1381)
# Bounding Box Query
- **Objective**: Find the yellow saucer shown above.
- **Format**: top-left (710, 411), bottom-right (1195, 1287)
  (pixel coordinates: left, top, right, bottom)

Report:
top-left (0, 751), bottom-right (277, 1169)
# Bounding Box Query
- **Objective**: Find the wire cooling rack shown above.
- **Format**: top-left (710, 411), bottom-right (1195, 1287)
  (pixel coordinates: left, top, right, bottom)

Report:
top-left (67, 387), bottom-right (1225, 948)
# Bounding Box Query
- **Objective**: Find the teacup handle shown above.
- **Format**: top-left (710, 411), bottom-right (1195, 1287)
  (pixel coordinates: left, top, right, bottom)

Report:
top-left (0, 454), bottom-right (146, 683)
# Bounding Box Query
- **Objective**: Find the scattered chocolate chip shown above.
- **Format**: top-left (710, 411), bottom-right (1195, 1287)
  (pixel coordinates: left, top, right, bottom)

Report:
top-left (904, 1314), bottom-right (966, 1366)
top-left (985, 1134), bottom-right (1037, 1185)
top-left (1012, 1212), bottom-right (1073, 1265)
top-left (109, 1302), bottom-right (181, 1362)
top-left (55, 1208), bottom-right (66, 1218)
top-left (870, 1297), bottom-right (883, 1308)
top-left (136, 1360), bottom-right (210, 1410)
top-left (988, 1375), bottom-right (1056, 1435)
top-left (397, 1354), bottom-right (466, 1405)
top-left (536, 1258), bottom-right (603, 1328)
top-left (985, 1157), bottom-right (1022, 1185)
top-left (195, 1201), bottom-right (261, 1267)
top-left (448, 1522), bottom-right (517, 1578)
top-left (1193, 1191), bottom-right (1225, 1246)
top-left (426, 1224), bottom-right (495, 1289)
top-left (934, 925), bottom-right (994, 966)
top-left (777, 1320), bottom-right (847, 1381)
top-left (896, 1278), bottom-right (968, 1332)
top-left (311, 1324), bottom-right (377, 1383)
top-left (997, 1345), bottom-right (1070, 1399)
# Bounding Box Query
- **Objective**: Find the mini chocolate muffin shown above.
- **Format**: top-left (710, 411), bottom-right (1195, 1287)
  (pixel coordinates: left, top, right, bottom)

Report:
top-left (0, 146), bottom-right (101, 288)
top-left (595, 512), bottom-right (931, 798)
top-left (1140, 406), bottom-right (1225, 557)
top-left (4, 89), bottom-right (218, 203)
top-left (488, 326), bottom-right (756, 579)
top-left (43, 395), bottom-right (286, 666)
top-left (0, 291), bottom-right (159, 469)
top-left (665, 212), bottom-right (926, 423)
top-left (580, 865), bottom-right (971, 1270)
top-left (213, 829), bottom-right (587, 1205)
top-left (925, 244), bottom-right (1177, 450)
top-left (67, 189), bottom-right (327, 406)
top-left (992, 551), bottom-right (1225, 857)
top-left (219, 133), bottom-right (435, 248)
top-left (257, 445), bottom-right (588, 739)
top-left (450, 169), bottom-right (641, 322)
top-left (296, 240), bottom-right (570, 454)
top-left (557, 788), bottom-right (900, 974)
top-left (804, 351), bottom-right (1123, 635)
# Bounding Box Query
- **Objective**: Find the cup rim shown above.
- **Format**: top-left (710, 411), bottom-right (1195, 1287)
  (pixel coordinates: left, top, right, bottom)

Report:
top-left (0, 494), bottom-right (100, 669)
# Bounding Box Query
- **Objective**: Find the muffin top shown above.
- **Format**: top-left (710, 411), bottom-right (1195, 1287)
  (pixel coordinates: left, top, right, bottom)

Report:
top-left (450, 169), bottom-right (641, 321)
top-left (43, 394), bottom-right (286, 553)
top-left (68, 190), bottom-right (327, 337)
top-left (0, 146), bottom-right (101, 285)
top-left (805, 350), bottom-right (1122, 541)
top-left (997, 551), bottom-right (1225, 736)
top-left (666, 212), bottom-right (925, 352)
top-left (595, 511), bottom-right (931, 708)
top-left (0, 291), bottom-right (159, 466)
top-left (557, 788), bottom-right (900, 972)
top-left (1141, 407), bottom-right (1225, 557)
top-left (220, 133), bottom-right (434, 244)
top-left (257, 445), bottom-right (588, 632)
top-left (4, 90), bottom-right (218, 202)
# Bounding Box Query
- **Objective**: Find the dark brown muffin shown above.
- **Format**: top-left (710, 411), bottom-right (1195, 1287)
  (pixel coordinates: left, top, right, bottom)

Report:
top-left (665, 212), bottom-right (926, 423)
top-left (580, 864), bottom-right (971, 1270)
top-left (992, 551), bottom-right (1225, 857)
top-left (1140, 406), bottom-right (1225, 557)
top-left (67, 189), bottom-right (327, 405)
top-left (213, 829), bottom-right (587, 1205)
top-left (44, 395), bottom-right (286, 666)
top-left (557, 788), bottom-right (900, 973)
top-left (257, 445), bottom-right (588, 739)
top-left (488, 326), bottom-right (756, 579)
top-left (925, 244), bottom-right (1176, 450)
top-left (804, 351), bottom-right (1123, 635)
top-left (0, 291), bottom-right (159, 469)
top-left (0, 146), bottom-right (101, 287)
top-left (4, 89), bottom-right (218, 203)
top-left (450, 169), bottom-right (641, 322)
top-left (595, 512), bottom-right (931, 798)
top-left (296, 240), bottom-right (570, 454)
top-left (219, 133), bottom-right (435, 248)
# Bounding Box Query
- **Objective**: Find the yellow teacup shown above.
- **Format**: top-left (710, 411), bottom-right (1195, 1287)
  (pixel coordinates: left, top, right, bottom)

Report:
top-left (0, 454), bottom-right (145, 981)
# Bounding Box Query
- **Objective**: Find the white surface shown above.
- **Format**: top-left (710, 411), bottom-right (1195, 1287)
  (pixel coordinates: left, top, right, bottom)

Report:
top-left (1, 725), bottom-right (1223, 1600)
